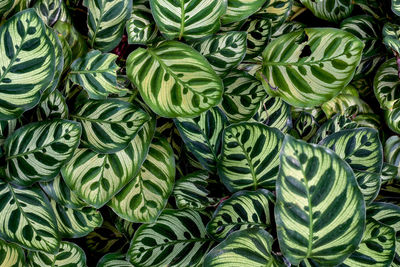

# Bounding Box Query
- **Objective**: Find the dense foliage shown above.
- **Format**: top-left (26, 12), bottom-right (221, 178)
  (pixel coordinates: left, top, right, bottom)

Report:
top-left (0, 0), bottom-right (400, 266)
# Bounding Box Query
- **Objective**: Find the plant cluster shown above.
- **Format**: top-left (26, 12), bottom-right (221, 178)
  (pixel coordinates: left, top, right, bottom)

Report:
top-left (0, 0), bottom-right (400, 266)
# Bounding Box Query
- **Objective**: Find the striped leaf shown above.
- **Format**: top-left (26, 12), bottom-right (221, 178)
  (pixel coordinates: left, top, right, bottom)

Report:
top-left (53, 20), bottom-right (88, 60)
top-left (321, 94), bottom-right (373, 119)
top-left (85, 0), bottom-right (132, 52)
top-left (385, 135), bottom-right (400, 167)
top-left (173, 170), bottom-right (217, 210)
top-left (0, 239), bottom-right (25, 267)
top-left (293, 112), bottom-right (319, 142)
top-left (385, 108), bottom-right (400, 135)
top-left (207, 189), bottom-right (274, 241)
top-left (191, 31), bottom-right (247, 77)
top-left (276, 135), bottom-right (365, 265)
top-left (5, 120), bottom-right (81, 186)
top-left (222, 0), bottom-right (266, 24)
top-left (242, 18), bottom-right (271, 59)
top-left (0, 180), bottom-right (59, 253)
top-left (204, 228), bottom-right (284, 267)
top-left (219, 122), bottom-right (284, 191)
top-left (149, 0), bottom-right (227, 40)
top-left (311, 113), bottom-right (358, 144)
top-left (0, 0), bottom-right (19, 18)
top-left (254, 94), bottom-right (292, 133)
top-left (354, 171), bottom-right (381, 205)
top-left (27, 241), bottom-right (87, 267)
top-left (69, 50), bottom-right (127, 99)
top-left (220, 69), bottom-right (267, 123)
top-left (381, 162), bottom-right (399, 184)
top-left (40, 175), bottom-right (87, 209)
top-left (127, 209), bottom-right (212, 267)
top-left (340, 219), bottom-right (396, 267)
top-left (260, 28), bottom-right (364, 108)
top-left (62, 119), bottom-right (156, 208)
top-left (271, 21), bottom-right (306, 41)
top-left (374, 58), bottom-right (400, 110)
top-left (33, 0), bottom-right (62, 26)
top-left (174, 107), bottom-right (227, 172)
top-left (0, 9), bottom-right (56, 120)
top-left (300, 0), bottom-right (353, 23)
top-left (0, 119), bottom-right (16, 146)
top-left (383, 23), bottom-right (400, 56)
top-left (368, 202), bottom-right (400, 266)
top-left (340, 15), bottom-right (384, 79)
top-left (319, 128), bottom-right (383, 173)
top-left (51, 200), bottom-right (103, 239)
top-left (394, 0), bottom-right (400, 16)
top-left (255, 0), bottom-right (293, 30)
top-left (37, 90), bottom-right (68, 121)
top-left (98, 253), bottom-right (133, 267)
top-left (109, 137), bottom-right (175, 223)
top-left (71, 99), bottom-right (149, 153)
top-left (126, 41), bottom-right (223, 118)
top-left (126, 1), bottom-right (158, 45)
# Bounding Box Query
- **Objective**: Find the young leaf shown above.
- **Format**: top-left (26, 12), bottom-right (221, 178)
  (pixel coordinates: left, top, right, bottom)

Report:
top-left (0, 239), bottom-right (25, 267)
top-left (126, 1), bottom-right (158, 45)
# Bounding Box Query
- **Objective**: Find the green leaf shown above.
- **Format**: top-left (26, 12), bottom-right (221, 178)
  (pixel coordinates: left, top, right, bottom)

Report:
top-left (385, 107), bottom-right (400, 134)
top-left (27, 241), bottom-right (87, 267)
top-left (0, 0), bottom-right (20, 18)
top-left (204, 228), bottom-right (284, 267)
top-left (276, 135), bottom-right (365, 265)
top-left (71, 99), bottom-right (149, 154)
top-left (40, 175), bottom-right (87, 209)
top-left (219, 122), bottom-right (284, 191)
top-left (254, 94), bottom-right (292, 133)
top-left (98, 253), bottom-right (133, 267)
top-left (374, 58), bottom-right (400, 110)
top-left (393, 0), bottom-right (400, 16)
top-left (271, 21), bottom-right (306, 41)
top-left (354, 171), bottom-right (381, 205)
top-left (220, 69), bottom-right (267, 123)
top-left (127, 209), bottom-right (213, 267)
top-left (207, 189), bottom-right (274, 241)
top-left (69, 50), bottom-right (127, 99)
top-left (37, 90), bottom-right (68, 120)
top-left (174, 107), bottom-right (227, 172)
top-left (383, 23), bottom-right (400, 55)
top-left (255, 0), bottom-right (293, 30)
top-left (173, 170), bottom-right (217, 210)
top-left (260, 28), bottom-right (364, 108)
top-left (381, 162), bottom-right (399, 184)
top-left (5, 120), bottom-right (81, 186)
top-left (126, 41), bottom-right (223, 118)
top-left (85, 0), bottom-right (132, 52)
top-left (293, 112), bottom-right (319, 142)
top-left (33, 0), bottom-right (61, 26)
top-left (149, 0), bottom-right (227, 40)
top-left (62, 119), bottom-right (156, 208)
top-left (53, 20), bottom-right (88, 60)
top-left (311, 113), bottom-right (358, 144)
top-left (0, 119), bottom-right (16, 146)
top-left (0, 9), bottom-right (56, 120)
top-left (300, 0), bottom-right (353, 23)
top-left (50, 200), bottom-right (103, 239)
top-left (191, 31), bottom-right (247, 77)
top-left (319, 128), bottom-right (383, 173)
top-left (385, 135), bottom-right (400, 167)
top-left (0, 239), bottom-right (25, 267)
top-left (0, 179), bottom-right (60, 253)
top-left (126, 1), bottom-right (158, 45)
top-left (109, 137), bottom-right (175, 223)
top-left (242, 18), bottom-right (272, 59)
top-left (222, 0), bottom-right (266, 24)
top-left (321, 94), bottom-right (373, 119)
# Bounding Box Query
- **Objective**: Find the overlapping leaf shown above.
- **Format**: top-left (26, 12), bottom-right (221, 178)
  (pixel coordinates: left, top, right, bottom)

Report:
top-left (222, 0), bottom-right (266, 24)
top-left (0, 239), bottom-right (25, 267)
top-left (37, 90), bottom-right (68, 120)
top-left (33, 0), bottom-right (62, 26)
top-left (126, 1), bottom-right (158, 45)
top-left (98, 253), bottom-right (133, 267)
top-left (301, 0), bottom-right (353, 23)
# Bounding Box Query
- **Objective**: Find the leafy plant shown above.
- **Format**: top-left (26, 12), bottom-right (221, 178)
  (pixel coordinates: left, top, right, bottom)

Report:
top-left (1, 0), bottom-right (400, 266)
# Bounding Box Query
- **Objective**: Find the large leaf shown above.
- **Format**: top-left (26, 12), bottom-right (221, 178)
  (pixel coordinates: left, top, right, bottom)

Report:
top-left (127, 209), bottom-right (213, 267)
top-left (174, 107), bottom-right (227, 172)
top-left (319, 128), bottom-right (383, 173)
top-left (71, 99), bottom-right (149, 153)
top-left (220, 69), bottom-right (266, 123)
top-left (85, 0), bottom-right (132, 52)
top-left (219, 122), bottom-right (284, 191)
top-left (276, 135), bottom-right (365, 265)
top-left (173, 170), bottom-right (217, 210)
top-left (149, 0), bottom-right (226, 40)
top-left (340, 218), bottom-right (395, 267)
top-left (126, 1), bottom-right (158, 45)
top-left (33, 0), bottom-right (62, 26)
top-left (4, 120), bottom-right (81, 186)
top-left (126, 41), bottom-right (223, 118)
top-left (27, 241), bottom-right (87, 267)
top-left (374, 58), bottom-right (400, 110)
top-left (300, 0), bottom-right (353, 23)
top-left (204, 228), bottom-right (284, 267)
top-left (69, 50), bottom-right (126, 99)
top-left (191, 31), bottom-right (247, 77)
top-left (109, 137), bottom-right (175, 223)
top-left (0, 239), bottom-right (25, 267)
top-left (62, 119), bottom-right (155, 208)
top-left (50, 200), bottom-right (103, 239)
top-left (0, 9), bottom-right (55, 120)
top-left (222, 0), bottom-right (266, 24)
top-left (260, 28), bottom-right (364, 107)
top-left (98, 253), bottom-right (133, 267)
top-left (207, 189), bottom-right (274, 241)
top-left (0, 180), bottom-right (59, 253)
